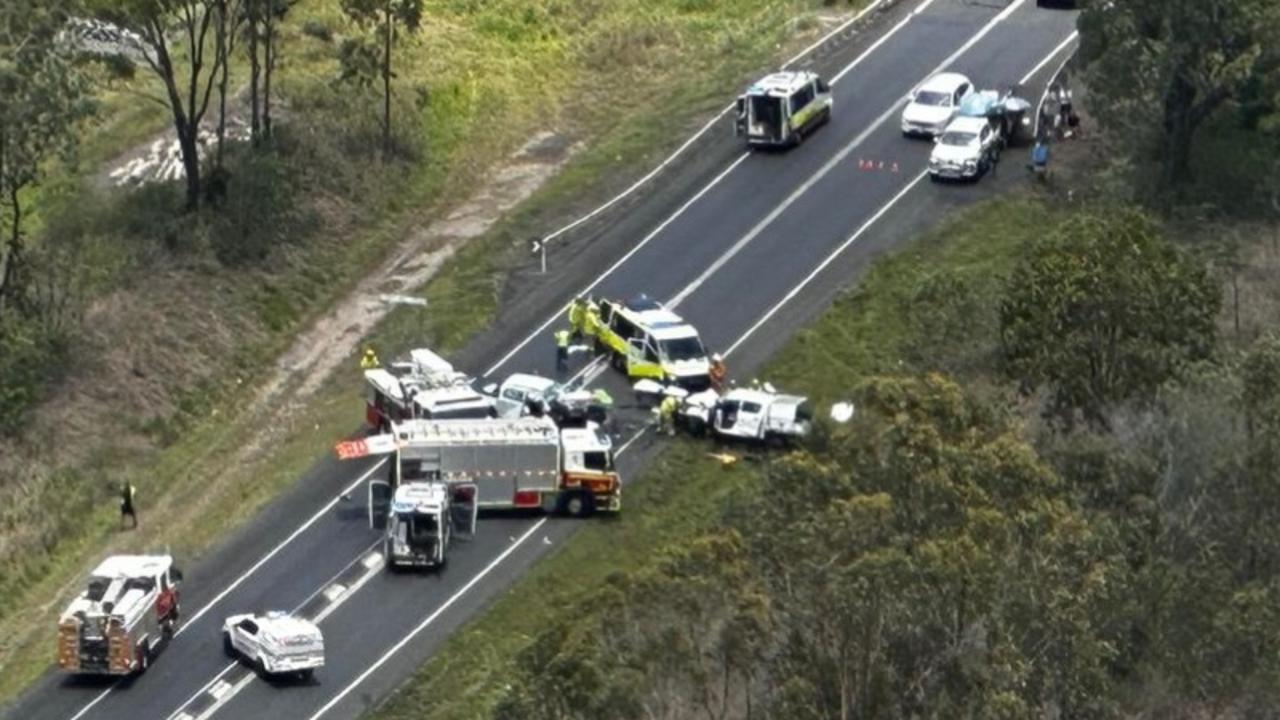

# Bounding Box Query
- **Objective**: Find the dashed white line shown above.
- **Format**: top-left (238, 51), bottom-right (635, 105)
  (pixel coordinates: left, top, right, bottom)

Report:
top-left (208, 679), bottom-right (231, 699)
top-left (322, 584), bottom-right (347, 603)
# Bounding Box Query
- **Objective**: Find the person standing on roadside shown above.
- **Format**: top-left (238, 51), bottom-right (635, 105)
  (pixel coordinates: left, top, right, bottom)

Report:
top-left (120, 482), bottom-right (138, 530)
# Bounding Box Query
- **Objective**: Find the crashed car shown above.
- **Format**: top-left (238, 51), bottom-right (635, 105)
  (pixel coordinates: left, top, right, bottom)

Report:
top-left (928, 116), bottom-right (1002, 181)
top-left (223, 611), bottom-right (325, 680)
top-left (678, 386), bottom-right (812, 443)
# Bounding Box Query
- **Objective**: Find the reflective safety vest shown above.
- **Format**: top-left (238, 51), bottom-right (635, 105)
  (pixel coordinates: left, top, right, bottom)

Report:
top-left (568, 302), bottom-right (585, 331)
top-left (659, 395), bottom-right (679, 417)
top-left (555, 330), bottom-right (570, 348)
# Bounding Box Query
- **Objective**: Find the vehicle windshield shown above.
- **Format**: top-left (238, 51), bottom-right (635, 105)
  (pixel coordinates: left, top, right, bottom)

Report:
top-left (404, 513), bottom-right (438, 546)
top-left (939, 131), bottom-right (976, 146)
top-left (583, 451), bottom-right (614, 472)
top-left (914, 90), bottom-right (950, 107)
top-left (659, 336), bottom-right (705, 362)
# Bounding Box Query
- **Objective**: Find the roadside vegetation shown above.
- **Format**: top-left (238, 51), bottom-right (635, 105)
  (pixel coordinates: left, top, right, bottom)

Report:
top-left (0, 0), bottom-right (855, 701)
top-left (371, 1), bottom-right (1280, 717)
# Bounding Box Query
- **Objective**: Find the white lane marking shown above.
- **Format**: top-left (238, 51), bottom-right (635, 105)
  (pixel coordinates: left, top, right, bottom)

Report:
top-left (323, 584), bottom-right (347, 603)
top-left (66, 460), bottom-right (388, 720)
top-left (725, 171), bottom-right (929, 357)
top-left (304, 520), bottom-right (548, 720)
top-left (666, 0), bottom-right (1026, 311)
top-left (1028, 31), bottom-right (1079, 137)
top-left (362, 551), bottom-right (382, 570)
top-left (194, 675), bottom-right (254, 720)
top-left (536, 0), bottom-right (894, 248)
top-left (480, 152), bottom-right (751, 378)
top-left (208, 680), bottom-right (231, 699)
top-left (481, 0), bottom-right (942, 379)
top-left (831, 0), bottom-right (938, 85)
top-left (1020, 30), bottom-right (1077, 86)
top-left (173, 713), bottom-right (195, 720)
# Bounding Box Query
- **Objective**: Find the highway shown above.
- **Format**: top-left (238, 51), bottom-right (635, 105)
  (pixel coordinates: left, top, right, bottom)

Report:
top-left (4, 1), bottom-right (1079, 718)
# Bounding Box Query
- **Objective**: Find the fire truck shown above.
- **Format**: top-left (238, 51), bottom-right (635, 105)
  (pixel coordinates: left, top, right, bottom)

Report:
top-left (364, 348), bottom-right (496, 430)
top-left (57, 555), bottom-right (183, 675)
top-left (337, 416), bottom-right (620, 567)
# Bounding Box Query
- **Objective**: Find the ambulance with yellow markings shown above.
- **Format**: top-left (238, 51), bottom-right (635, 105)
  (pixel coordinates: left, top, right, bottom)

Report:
top-left (734, 70), bottom-right (832, 148)
top-left (590, 295), bottom-right (712, 393)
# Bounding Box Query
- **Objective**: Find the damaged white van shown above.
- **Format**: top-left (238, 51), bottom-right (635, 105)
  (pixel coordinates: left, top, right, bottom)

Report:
top-left (735, 71), bottom-right (832, 148)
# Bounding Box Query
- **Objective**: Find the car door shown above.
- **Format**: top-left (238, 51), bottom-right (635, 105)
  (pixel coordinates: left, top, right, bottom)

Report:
top-left (496, 386), bottom-right (526, 418)
top-left (626, 337), bottom-right (664, 380)
top-left (234, 618), bottom-right (259, 657)
top-left (738, 401), bottom-right (765, 438)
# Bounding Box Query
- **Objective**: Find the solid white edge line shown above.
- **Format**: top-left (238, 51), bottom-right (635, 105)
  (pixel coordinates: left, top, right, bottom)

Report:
top-left (1020, 30), bottom-right (1077, 86)
top-left (725, 171), bottom-right (928, 357)
top-left (667, 0), bottom-right (1026, 311)
top-left (537, 0), bottom-right (894, 247)
top-left (483, 0), bottom-right (937, 379)
top-left (305, 519), bottom-right (549, 720)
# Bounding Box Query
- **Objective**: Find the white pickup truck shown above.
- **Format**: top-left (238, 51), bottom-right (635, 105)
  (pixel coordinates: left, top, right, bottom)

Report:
top-left (679, 386), bottom-right (812, 443)
top-left (223, 611), bottom-right (325, 680)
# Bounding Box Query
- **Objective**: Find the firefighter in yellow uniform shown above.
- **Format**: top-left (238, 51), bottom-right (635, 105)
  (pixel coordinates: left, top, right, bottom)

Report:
top-left (582, 298), bottom-right (600, 341)
top-left (554, 329), bottom-right (571, 373)
top-left (360, 347), bottom-right (380, 370)
top-left (568, 297), bottom-right (588, 340)
top-left (659, 393), bottom-right (679, 436)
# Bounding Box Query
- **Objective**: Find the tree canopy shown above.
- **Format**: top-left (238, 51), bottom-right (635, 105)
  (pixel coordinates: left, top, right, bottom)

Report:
top-left (999, 208), bottom-right (1220, 423)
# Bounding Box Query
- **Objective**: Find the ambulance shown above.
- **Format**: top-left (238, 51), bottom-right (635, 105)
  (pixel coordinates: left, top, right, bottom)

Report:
top-left (590, 296), bottom-right (712, 393)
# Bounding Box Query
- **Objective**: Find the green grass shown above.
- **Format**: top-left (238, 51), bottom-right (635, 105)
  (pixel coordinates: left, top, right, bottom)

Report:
top-left (0, 0), bottom-right (857, 703)
top-left (364, 192), bottom-right (1063, 718)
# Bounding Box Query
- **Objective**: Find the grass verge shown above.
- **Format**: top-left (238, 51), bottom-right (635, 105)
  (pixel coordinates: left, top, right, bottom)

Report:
top-left (365, 191), bottom-right (1063, 718)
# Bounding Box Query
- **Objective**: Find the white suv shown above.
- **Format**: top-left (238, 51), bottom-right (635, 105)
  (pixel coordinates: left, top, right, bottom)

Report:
top-left (901, 72), bottom-right (973, 138)
top-left (928, 116), bottom-right (1001, 181)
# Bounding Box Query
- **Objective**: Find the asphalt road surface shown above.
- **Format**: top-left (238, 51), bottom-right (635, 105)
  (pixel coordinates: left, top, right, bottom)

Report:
top-left (5, 1), bottom-right (1080, 718)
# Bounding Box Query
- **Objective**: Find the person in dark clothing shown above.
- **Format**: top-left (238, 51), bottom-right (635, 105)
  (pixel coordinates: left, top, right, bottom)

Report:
top-left (120, 482), bottom-right (137, 529)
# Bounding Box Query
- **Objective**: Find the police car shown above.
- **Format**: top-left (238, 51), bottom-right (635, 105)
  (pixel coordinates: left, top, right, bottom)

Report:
top-left (223, 611), bottom-right (325, 680)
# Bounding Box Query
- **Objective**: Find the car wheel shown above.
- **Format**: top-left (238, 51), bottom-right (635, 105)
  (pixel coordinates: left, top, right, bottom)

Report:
top-left (136, 642), bottom-right (150, 674)
top-left (299, 669), bottom-right (315, 682)
top-left (256, 656), bottom-right (269, 678)
top-left (223, 632), bottom-right (236, 658)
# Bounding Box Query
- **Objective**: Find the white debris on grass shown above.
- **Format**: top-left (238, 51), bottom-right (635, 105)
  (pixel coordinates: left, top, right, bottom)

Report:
top-left (107, 122), bottom-right (252, 188)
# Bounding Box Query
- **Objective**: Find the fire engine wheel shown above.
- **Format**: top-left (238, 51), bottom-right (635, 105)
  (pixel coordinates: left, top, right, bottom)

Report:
top-left (561, 491), bottom-right (595, 518)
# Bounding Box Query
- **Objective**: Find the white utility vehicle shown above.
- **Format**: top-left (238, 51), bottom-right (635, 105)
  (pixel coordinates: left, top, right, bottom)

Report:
top-left (735, 71), bottom-right (832, 148)
top-left (668, 385), bottom-right (813, 443)
top-left (58, 555), bottom-right (183, 675)
top-left (223, 611), bottom-right (325, 679)
top-left (928, 115), bottom-right (1002, 181)
top-left (901, 72), bottom-right (973, 138)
